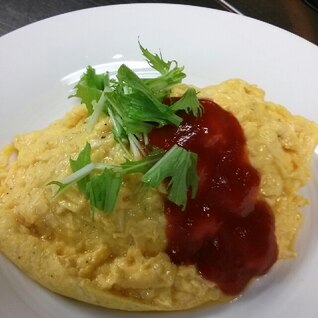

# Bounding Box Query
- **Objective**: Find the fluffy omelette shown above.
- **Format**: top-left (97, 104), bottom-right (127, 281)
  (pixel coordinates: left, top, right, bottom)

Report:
top-left (0, 79), bottom-right (318, 311)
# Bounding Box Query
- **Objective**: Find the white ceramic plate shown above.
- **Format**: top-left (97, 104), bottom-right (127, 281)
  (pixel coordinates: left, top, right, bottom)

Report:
top-left (0, 4), bottom-right (318, 318)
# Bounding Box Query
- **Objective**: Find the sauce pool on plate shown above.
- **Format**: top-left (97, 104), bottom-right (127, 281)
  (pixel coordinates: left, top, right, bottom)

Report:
top-left (149, 98), bottom-right (278, 294)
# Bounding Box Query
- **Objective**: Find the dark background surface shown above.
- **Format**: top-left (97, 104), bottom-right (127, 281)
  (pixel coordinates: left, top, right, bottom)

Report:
top-left (0, 0), bottom-right (317, 45)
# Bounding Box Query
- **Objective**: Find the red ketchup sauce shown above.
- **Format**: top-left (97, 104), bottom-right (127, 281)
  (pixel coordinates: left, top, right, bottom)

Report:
top-left (149, 98), bottom-right (278, 295)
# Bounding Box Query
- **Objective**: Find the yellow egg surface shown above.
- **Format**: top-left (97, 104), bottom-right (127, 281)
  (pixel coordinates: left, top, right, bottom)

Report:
top-left (0, 79), bottom-right (317, 311)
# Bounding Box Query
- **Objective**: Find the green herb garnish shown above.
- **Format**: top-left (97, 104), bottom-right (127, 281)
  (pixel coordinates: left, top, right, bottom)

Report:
top-left (72, 66), bottom-right (109, 115)
top-left (142, 145), bottom-right (198, 209)
top-left (70, 143), bottom-right (91, 197)
top-left (88, 168), bottom-right (123, 213)
top-left (71, 43), bottom-right (201, 159)
top-left (51, 43), bottom-right (202, 213)
top-left (51, 144), bottom-right (198, 212)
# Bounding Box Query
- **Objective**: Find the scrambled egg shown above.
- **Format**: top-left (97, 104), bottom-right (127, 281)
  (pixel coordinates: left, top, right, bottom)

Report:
top-left (0, 79), bottom-right (317, 311)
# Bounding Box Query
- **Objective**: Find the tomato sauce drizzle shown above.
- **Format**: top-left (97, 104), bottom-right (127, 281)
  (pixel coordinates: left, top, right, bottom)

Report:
top-left (149, 98), bottom-right (278, 295)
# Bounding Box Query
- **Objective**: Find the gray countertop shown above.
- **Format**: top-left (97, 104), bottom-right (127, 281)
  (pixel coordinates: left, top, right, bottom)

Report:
top-left (0, 0), bottom-right (317, 45)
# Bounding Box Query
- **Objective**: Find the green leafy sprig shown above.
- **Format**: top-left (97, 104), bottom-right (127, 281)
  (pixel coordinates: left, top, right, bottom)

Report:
top-left (50, 143), bottom-right (198, 212)
top-left (50, 43), bottom-right (203, 213)
top-left (71, 42), bottom-right (202, 159)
